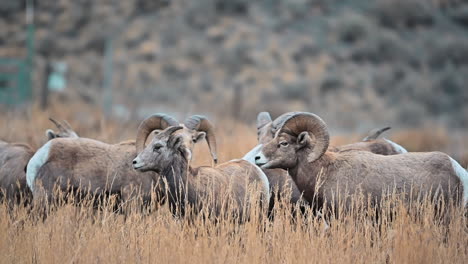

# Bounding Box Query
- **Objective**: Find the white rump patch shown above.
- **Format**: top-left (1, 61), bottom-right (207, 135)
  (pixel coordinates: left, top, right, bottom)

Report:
top-left (26, 141), bottom-right (52, 191)
top-left (242, 144), bottom-right (262, 163)
top-left (384, 139), bottom-right (408, 154)
top-left (450, 157), bottom-right (468, 205)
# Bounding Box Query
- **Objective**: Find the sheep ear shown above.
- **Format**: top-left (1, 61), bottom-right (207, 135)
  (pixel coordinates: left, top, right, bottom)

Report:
top-left (297, 131), bottom-right (311, 148)
top-left (257, 112), bottom-right (272, 129)
top-left (46, 129), bottom-right (57, 140)
top-left (194, 131), bottom-right (206, 143)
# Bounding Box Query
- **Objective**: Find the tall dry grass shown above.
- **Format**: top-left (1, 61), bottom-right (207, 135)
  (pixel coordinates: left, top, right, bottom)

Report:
top-left (0, 100), bottom-right (467, 263)
top-left (0, 187), bottom-right (467, 263)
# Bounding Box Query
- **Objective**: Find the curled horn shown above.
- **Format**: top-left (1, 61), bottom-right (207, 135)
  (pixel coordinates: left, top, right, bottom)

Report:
top-left (256, 112), bottom-right (272, 129)
top-left (49, 118), bottom-right (66, 132)
top-left (184, 115), bottom-right (218, 165)
top-left (362, 126), bottom-right (391, 142)
top-left (136, 114), bottom-right (179, 153)
top-left (278, 112), bottom-right (330, 163)
top-left (270, 111), bottom-right (301, 134)
top-left (48, 118), bottom-right (79, 138)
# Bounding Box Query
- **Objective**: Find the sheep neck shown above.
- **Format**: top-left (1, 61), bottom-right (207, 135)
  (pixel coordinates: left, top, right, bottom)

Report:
top-left (160, 153), bottom-right (190, 213)
top-left (288, 149), bottom-right (332, 204)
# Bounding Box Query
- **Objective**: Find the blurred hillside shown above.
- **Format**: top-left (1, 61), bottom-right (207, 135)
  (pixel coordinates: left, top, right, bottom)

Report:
top-left (1, 0), bottom-right (468, 130)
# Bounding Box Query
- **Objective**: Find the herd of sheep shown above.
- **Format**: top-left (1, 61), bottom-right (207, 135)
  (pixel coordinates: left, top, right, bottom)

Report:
top-left (0, 111), bottom-right (467, 220)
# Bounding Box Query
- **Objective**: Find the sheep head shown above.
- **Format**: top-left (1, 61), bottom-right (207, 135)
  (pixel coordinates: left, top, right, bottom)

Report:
top-left (134, 113), bottom-right (216, 169)
top-left (255, 112), bottom-right (330, 169)
top-left (46, 118), bottom-right (79, 140)
top-left (133, 126), bottom-right (191, 172)
top-left (135, 113), bottom-right (180, 154)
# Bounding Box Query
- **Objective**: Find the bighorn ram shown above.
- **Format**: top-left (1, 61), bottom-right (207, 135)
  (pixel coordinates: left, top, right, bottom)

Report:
top-left (244, 112), bottom-right (407, 213)
top-left (0, 119), bottom-right (78, 203)
top-left (132, 124), bottom-right (270, 218)
top-left (255, 112), bottom-right (468, 210)
top-left (26, 114), bottom-right (219, 209)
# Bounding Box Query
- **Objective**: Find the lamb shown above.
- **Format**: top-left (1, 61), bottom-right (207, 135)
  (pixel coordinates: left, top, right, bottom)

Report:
top-left (0, 119), bottom-right (78, 203)
top-left (255, 112), bottom-right (468, 211)
top-left (26, 114), bottom-right (218, 209)
top-left (132, 124), bottom-right (270, 219)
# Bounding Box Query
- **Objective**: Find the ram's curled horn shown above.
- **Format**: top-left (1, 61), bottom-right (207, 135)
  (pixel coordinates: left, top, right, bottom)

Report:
top-left (279, 112), bottom-right (330, 163)
top-left (136, 114), bottom-right (179, 153)
top-left (271, 111), bottom-right (301, 133)
top-left (184, 115), bottom-right (218, 165)
top-left (256, 112), bottom-right (272, 129)
top-left (48, 118), bottom-right (79, 138)
top-left (362, 126), bottom-right (391, 142)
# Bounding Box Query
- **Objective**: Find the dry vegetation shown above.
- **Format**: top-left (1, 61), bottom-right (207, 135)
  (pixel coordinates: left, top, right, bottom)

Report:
top-left (1, 189), bottom-right (467, 263)
top-left (0, 101), bottom-right (467, 263)
top-left (3, 0), bottom-right (468, 128)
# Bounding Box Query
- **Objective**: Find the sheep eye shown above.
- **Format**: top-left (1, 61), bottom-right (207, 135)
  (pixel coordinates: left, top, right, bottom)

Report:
top-left (153, 144), bottom-right (162, 152)
top-left (279, 141), bottom-right (289, 147)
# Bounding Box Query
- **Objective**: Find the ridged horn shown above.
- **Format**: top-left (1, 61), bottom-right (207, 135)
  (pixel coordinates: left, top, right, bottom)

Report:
top-left (48, 118), bottom-right (78, 138)
top-left (271, 111), bottom-right (301, 133)
top-left (136, 114), bottom-right (179, 153)
top-left (278, 112), bottom-right (330, 163)
top-left (49, 118), bottom-right (65, 132)
top-left (184, 115), bottom-right (218, 164)
top-left (362, 126), bottom-right (391, 142)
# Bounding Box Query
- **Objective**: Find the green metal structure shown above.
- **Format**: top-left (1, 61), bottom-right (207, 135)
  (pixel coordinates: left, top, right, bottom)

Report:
top-left (0, 1), bottom-right (34, 106)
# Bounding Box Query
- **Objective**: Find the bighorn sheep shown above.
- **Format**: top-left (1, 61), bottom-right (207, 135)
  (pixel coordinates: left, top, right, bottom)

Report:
top-left (244, 112), bottom-right (407, 213)
top-left (132, 124), bottom-right (270, 218)
top-left (0, 119), bottom-right (78, 203)
top-left (26, 114), bottom-right (219, 210)
top-left (255, 112), bottom-right (468, 210)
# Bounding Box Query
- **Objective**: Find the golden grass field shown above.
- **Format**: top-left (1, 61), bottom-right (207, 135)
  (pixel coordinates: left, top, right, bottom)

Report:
top-left (0, 100), bottom-right (467, 264)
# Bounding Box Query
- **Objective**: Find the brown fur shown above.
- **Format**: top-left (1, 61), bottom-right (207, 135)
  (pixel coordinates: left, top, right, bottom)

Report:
top-left (258, 113), bottom-right (464, 210)
top-left (30, 123), bottom-right (215, 210)
top-left (336, 140), bottom-right (401, 155)
top-left (0, 119), bottom-right (79, 204)
top-left (0, 143), bottom-right (34, 202)
top-left (32, 138), bottom-right (162, 205)
top-left (255, 112), bottom-right (402, 211)
top-left (133, 127), bottom-right (268, 218)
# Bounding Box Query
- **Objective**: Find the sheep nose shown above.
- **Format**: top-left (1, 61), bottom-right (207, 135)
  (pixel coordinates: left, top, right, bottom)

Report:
top-left (255, 156), bottom-right (260, 161)
top-left (132, 159), bottom-right (137, 165)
